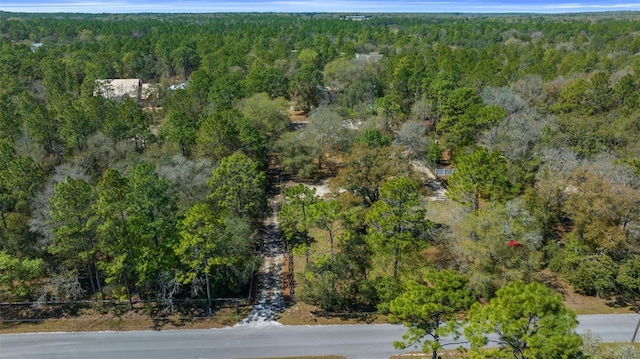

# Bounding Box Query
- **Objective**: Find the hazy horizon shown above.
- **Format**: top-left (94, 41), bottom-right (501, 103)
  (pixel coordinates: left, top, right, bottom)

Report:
top-left (2, 0), bottom-right (640, 14)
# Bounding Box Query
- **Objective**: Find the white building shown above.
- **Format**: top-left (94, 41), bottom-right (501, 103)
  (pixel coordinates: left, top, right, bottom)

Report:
top-left (94, 79), bottom-right (142, 101)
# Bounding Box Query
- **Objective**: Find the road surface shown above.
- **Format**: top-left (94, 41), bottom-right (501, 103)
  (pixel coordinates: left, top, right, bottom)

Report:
top-left (1, 314), bottom-right (639, 359)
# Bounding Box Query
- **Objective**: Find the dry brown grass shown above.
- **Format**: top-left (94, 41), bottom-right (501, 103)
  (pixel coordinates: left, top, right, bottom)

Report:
top-left (564, 292), bottom-right (634, 315)
top-left (278, 302), bottom-right (387, 326)
top-left (0, 280), bottom-right (631, 336)
top-left (390, 343), bottom-right (640, 359)
top-left (389, 348), bottom-right (471, 359)
top-left (540, 271), bottom-right (635, 315)
top-left (427, 199), bottom-right (464, 225)
top-left (0, 305), bottom-right (251, 334)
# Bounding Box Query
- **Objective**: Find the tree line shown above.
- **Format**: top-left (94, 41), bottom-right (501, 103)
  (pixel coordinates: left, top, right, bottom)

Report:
top-left (1, 13), bottom-right (640, 356)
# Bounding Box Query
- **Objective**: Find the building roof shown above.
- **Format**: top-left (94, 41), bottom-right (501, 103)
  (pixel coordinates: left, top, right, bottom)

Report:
top-left (343, 15), bottom-right (368, 21)
top-left (94, 79), bottom-right (141, 100)
top-left (355, 52), bottom-right (383, 62)
top-left (140, 83), bottom-right (157, 100)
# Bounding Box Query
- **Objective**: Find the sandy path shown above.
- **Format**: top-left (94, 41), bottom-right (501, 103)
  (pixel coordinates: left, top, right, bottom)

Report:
top-left (410, 160), bottom-right (449, 201)
top-left (236, 184), bottom-right (285, 327)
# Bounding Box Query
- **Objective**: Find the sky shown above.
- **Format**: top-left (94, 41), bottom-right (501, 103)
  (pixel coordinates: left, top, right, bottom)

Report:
top-left (2, 0), bottom-right (640, 14)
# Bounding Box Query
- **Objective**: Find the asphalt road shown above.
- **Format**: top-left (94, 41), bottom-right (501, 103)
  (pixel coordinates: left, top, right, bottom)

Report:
top-left (1, 314), bottom-right (639, 359)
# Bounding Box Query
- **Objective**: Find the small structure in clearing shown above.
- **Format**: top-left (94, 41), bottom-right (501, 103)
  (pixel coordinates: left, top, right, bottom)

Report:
top-left (94, 79), bottom-right (142, 101)
top-left (94, 79), bottom-right (159, 103)
top-left (355, 52), bottom-right (383, 63)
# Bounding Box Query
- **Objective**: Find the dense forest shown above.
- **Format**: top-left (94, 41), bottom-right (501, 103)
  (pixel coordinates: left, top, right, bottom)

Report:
top-left (2, 11), bottom-right (640, 340)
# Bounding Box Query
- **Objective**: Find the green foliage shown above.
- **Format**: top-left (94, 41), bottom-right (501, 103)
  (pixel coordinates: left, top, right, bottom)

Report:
top-left (0, 94), bottom-right (21, 142)
top-left (197, 108), bottom-right (267, 166)
top-left (280, 184), bottom-right (320, 264)
top-left (240, 93), bottom-right (290, 140)
top-left (569, 255), bottom-right (617, 298)
top-left (439, 87), bottom-right (481, 119)
top-left (95, 168), bottom-right (133, 297)
top-left (305, 107), bottom-right (353, 169)
top-left (171, 41), bottom-right (199, 78)
top-left (0, 153), bottom-right (46, 220)
top-left (616, 255), bottom-right (640, 296)
top-left (366, 177), bottom-right (431, 279)
top-left (331, 143), bottom-right (413, 206)
top-left (553, 78), bottom-right (590, 114)
top-left (175, 203), bottom-right (259, 301)
top-left (355, 128), bottom-right (391, 148)
top-left (291, 64), bottom-right (322, 112)
top-left (297, 229), bottom-right (376, 311)
top-left (18, 94), bottom-right (61, 155)
top-left (375, 93), bottom-right (403, 131)
top-left (161, 108), bottom-right (198, 156)
top-left (275, 107), bottom-right (352, 176)
top-left (374, 275), bottom-right (404, 314)
top-left (613, 74), bottom-right (640, 114)
top-left (126, 163), bottom-right (179, 290)
top-left (6, 11), bottom-right (640, 308)
top-left (106, 98), bottom-right (151, 152)
top-left (0, 251), bottom-right (43, 299)
top-left (447, 147), bottom-right (516, 210)
top-left (553, 73), bottom-right (613, 115)
top-left (48, 176), bottom-right (100, 292)
top-left (562, 167), bottom-right (640, 254)
top-left (390, 270), bottom-right (475, 358)
top-left (551, 114), bottom-right (616, 158)
top-left (452, 201), bottom-right (544, 298)
top-left (339, 71), bottom-right (383, 110)
top-left (52, 97), bottom-right (97, 152)
top-left (93, 164), bottom-right (180, 299)
top-left (208, 69), bottom-right (246, 108)
top-left (207, 153), bottom-right (267, 222)
top-left (550, 240), bottom-right (618, 298)
top-left (436, 86), bottom-right (508, 151)
top-left (244, 60), bottom-right (289, 99)
top-left (465, 281), bottom-right (583, 359)
top-left (426, 140), bottom-right (441, 167)
top-left (274, 131), bottom-right (319, 179)
top-left (309, 199), bottom-right (342, 260)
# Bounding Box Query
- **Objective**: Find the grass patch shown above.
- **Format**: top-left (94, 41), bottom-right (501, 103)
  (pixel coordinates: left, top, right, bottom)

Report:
top-left (0, 304), bottom-right (251, 334)
top-left (278, 302), bottom-right (387, 326)
top-left (537, 270), bottom-right (635, 315)
top-left (600, 342), bottom-right (640, 350)
top-left (389, 348), bottom-right (471, 359)
top-left (390, 343), bottom-right (640, 359)
top-left (426, 199), bottom-right (464, 226)
top-left (566, 296), bottom-right (634, 315)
